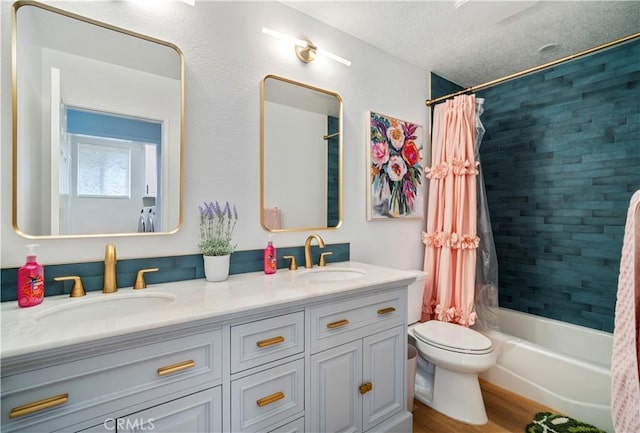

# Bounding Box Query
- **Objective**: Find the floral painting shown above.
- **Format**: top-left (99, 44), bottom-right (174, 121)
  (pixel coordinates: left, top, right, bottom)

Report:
top-left (367, 111), bottom-right (424, 219)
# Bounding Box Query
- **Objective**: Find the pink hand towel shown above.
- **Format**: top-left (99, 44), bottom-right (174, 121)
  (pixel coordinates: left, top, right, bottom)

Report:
top-left (611, 189), bottom-right (640, 433)
top-left (263, 207), bottom-right (281, 230)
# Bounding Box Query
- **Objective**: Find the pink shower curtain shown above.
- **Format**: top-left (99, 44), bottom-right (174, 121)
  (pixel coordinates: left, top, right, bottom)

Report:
top-left (422, 94), bottom-right (480, 326)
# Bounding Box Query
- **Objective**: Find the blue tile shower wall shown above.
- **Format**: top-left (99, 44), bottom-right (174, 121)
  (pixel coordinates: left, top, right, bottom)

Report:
top-left (1, 243), bottom-right (350, 302)
top-left (430, 72), bottom-right (463, 100)
top-left (327, 116), bottom-right (340, 227)
top-left (477, 39), bottom-right (639, 332)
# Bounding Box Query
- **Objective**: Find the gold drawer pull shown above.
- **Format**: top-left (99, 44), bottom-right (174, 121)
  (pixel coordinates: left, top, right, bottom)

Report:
top-left (377, 307), bottom-right (396, 315)
top-left (256, 391), bottom-right (285, 407)
top-left (327, 319), bottom-right (349, 329)
top-left (9, 393), bottom-right (69, 418)
top-left (256, 336), bottom-right (285, 348)
top-left (157, 360), bottom-right (195, 377)
top-left (359, 382), bottom-right (373, 395)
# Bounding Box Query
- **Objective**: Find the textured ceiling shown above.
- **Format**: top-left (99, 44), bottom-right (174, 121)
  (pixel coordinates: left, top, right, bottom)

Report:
top-left (283, 1), bottom-right (640, 89)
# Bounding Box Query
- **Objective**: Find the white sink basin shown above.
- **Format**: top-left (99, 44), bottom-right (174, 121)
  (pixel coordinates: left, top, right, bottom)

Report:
top-left (34, 293), bottom-right (176, 325)
top-left (298, 267), bottom-right (366, 283)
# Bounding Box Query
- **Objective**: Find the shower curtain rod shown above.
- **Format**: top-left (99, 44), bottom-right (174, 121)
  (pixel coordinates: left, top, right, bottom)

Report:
top-left (425, 32), bottom-right (640, 107)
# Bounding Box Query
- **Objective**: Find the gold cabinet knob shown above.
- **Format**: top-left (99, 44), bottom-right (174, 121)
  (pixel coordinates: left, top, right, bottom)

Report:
top-left (326, 319), bottom-right (349, 329)
top-left (133, 268), bottom-right (159, 290)
top-left (359, 382), bottom-right (373, 395)
top-left (9, 393), bottom-right (69, 418)
top-left (156, 359), bottom-right (195, 377)
top-left (283, 256), bottom-right (298, 270)
top-left (54, 276), bottom-right (85, 297)
top-left (256, 336), bottom-right (285, 348)
top-left (256, 391), bottom-right (285, 407)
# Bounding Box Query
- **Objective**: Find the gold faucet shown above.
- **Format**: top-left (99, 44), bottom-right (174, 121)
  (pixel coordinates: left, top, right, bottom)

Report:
top-left (103, 243), bottom-right (117, 293)
top-left (304, 234), bottom-right (325, 268)
top-left (53, 275), bottom-right (86, 297)
top-left (133, 268), bottom-right (159, 290)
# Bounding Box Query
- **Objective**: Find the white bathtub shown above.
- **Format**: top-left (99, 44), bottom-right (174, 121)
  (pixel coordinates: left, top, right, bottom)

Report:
top-left (478, 308), bottom-right (613, 432)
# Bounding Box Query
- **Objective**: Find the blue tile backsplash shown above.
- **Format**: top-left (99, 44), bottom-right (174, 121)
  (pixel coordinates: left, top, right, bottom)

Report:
top-left (1, 243), bottom-right (350, 302)
top-left (476, 39), bottom-right (639, 332)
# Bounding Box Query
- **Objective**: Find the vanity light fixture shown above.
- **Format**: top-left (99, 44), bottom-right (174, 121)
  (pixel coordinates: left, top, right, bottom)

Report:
top-left (127, 0), bottom-right (195, 6)
top-left (262, 27), bottom-right (351, 66)
top-left (538, 43), bottom-right (560, 53)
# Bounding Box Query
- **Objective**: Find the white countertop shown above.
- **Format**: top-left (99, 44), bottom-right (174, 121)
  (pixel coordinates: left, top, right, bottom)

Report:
top-left (1, 262), bottom-right (418, 361)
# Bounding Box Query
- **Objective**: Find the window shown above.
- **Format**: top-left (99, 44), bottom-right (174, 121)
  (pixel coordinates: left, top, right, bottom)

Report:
top-left (77, 141), bottom-right (131, 198)
top-left (66, 107), bottom-right (161, 199)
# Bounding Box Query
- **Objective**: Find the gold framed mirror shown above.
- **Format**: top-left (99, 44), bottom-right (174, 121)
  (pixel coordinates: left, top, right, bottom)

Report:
top-left (12, 1), bottom-right (184, 238)
top-left (260, 75), bottom-right (343, 232)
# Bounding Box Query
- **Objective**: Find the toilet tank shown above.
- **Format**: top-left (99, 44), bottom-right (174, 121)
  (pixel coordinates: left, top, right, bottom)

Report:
top-left (407, 271), bottom-right (428, 324)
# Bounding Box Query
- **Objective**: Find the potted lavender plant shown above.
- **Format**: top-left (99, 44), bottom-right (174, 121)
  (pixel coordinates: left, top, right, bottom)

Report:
top-left (199, 201), bottom-right (238, 281)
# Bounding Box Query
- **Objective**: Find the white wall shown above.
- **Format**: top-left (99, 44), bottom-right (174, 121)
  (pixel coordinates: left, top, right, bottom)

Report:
top-left (1, 1), bottom-right (429, 272)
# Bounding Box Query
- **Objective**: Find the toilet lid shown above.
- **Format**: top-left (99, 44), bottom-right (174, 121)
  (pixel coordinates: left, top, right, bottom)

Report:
top-left (413, 320), bottom-right (493, 354)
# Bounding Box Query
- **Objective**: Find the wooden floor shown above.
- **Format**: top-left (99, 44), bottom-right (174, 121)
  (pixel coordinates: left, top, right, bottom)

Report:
top-left (412, 379), bottom-right (556, 433)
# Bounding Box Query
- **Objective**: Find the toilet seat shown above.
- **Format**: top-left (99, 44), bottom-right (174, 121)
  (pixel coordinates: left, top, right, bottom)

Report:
top-left (413, 320), bottom-right (493, 355)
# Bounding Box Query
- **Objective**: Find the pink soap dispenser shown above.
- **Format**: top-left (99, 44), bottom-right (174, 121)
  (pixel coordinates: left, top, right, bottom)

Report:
top-left (264, 235), bottom-right (277, 274)
top-left (17, 244), bottom-right (45, 308)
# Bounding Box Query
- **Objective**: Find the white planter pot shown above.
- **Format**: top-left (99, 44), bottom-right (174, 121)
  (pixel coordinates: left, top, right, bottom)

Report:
top-left (203, 254), bottom-right (230, 282)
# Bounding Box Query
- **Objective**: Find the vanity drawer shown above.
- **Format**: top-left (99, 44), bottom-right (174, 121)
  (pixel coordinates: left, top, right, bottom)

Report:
top-left (268, 416), bottom-right (305, 433)
top-left (1, 329), bottom-right (222, 431)
top-left (310, 289), bottom-right (404, 352)
top-left (231, 358), bottom-right (304, 433)
top-left (231, 311), bottom-right (304, 373)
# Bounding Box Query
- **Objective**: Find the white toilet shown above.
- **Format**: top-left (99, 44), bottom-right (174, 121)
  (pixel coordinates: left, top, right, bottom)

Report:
top-left (407, 272), bottom-right (496, 425)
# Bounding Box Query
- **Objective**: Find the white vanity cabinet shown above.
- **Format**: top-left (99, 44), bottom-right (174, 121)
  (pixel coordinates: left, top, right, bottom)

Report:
top-left (229, 311), bottom-right (305, 433)
top-left (309, 288), bottom-right (408, 433)
top-left (1, 262), bottom-right (416, 433)
top-left (77, 387), bottom-right (222, 432)
top-left (267, 416), bottom-right (305, 433)
top-left (1, 327), bottom-right (223, 433)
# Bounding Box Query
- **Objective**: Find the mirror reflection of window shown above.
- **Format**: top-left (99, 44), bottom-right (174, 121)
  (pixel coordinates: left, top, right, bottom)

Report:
top-left (13, 1), bottom-right (183, 237)
top-left (76, 141), bottom-right (131, 198)
top-left (60, 107), bottom-right (162, 235)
